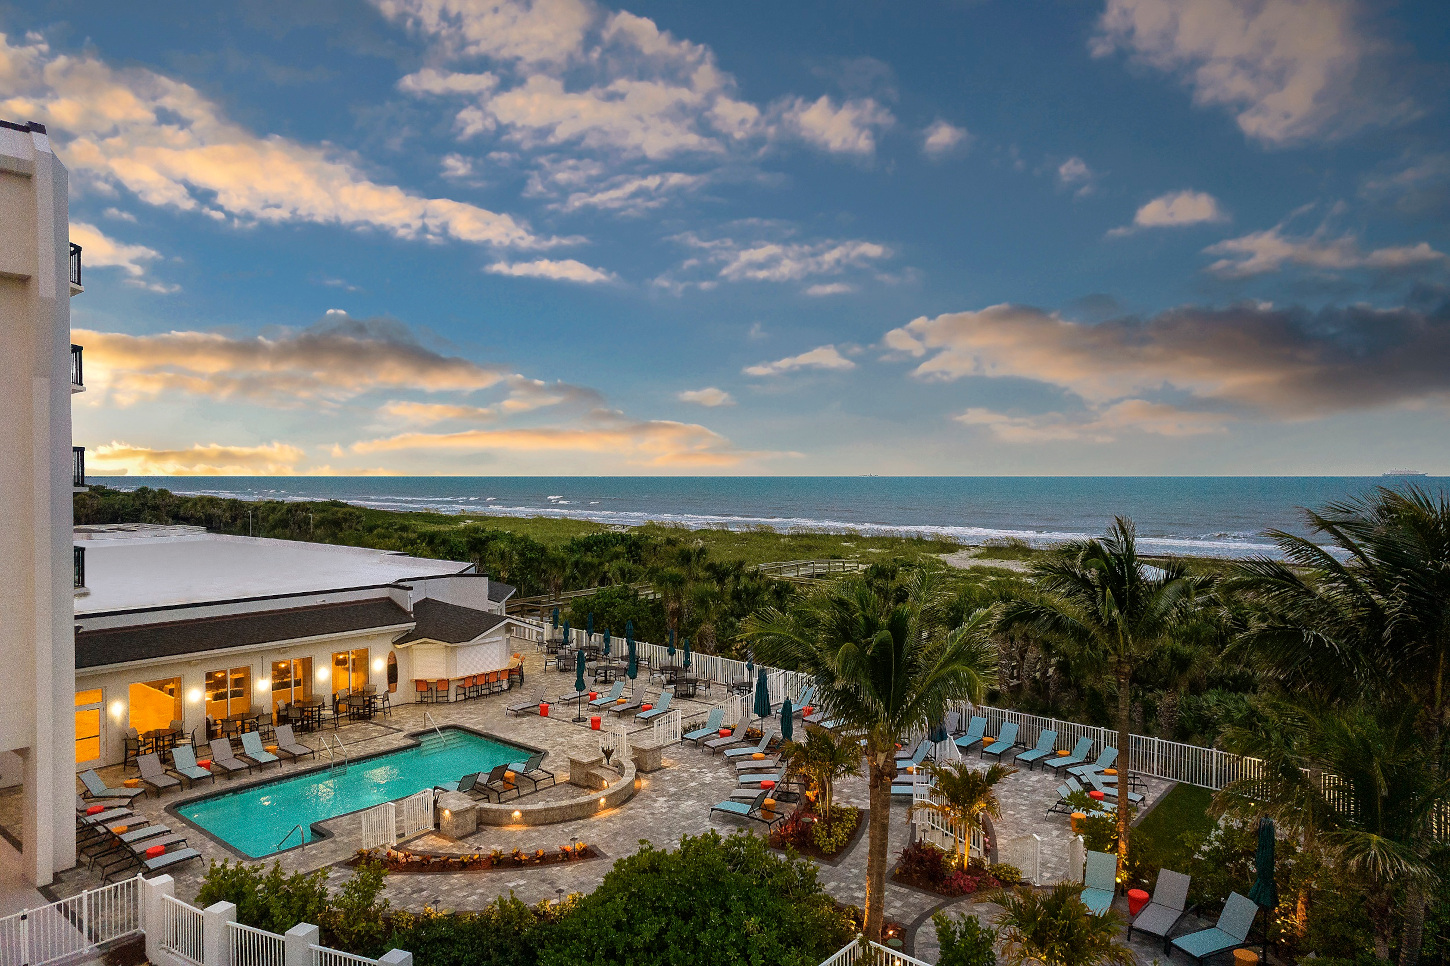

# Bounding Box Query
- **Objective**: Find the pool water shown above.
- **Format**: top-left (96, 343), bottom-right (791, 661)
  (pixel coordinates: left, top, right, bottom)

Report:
top-left (178, 728), bottom-right (528, 857)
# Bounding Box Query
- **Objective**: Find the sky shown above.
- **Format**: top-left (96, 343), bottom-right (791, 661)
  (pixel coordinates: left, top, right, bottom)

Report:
top-left (6, 0), bottom-right (1450, 476)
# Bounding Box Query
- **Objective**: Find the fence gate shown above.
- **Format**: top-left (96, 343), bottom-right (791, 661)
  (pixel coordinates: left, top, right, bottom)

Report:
top-left (396, 789), bottom-right (435, 842)
top-left (360, 802), bottom-right (396, 850)
top-left (0, 875), bottom-right (142, 966)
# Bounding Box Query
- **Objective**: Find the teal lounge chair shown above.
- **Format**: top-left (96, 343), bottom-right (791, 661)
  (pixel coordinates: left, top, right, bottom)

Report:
top-left (953, 716), bottom-right (987, 752)
top-left (1171, 892), bottom-right (1259, 964)
top-left (1045, 780), bottom-right (1112, 819)
top-left (737, 766), bottom-right (787, 789)
top-left (589, 681), bottom-right (626, 708)
top-left (1087, 771), bottom-right (1144, 804)
top-left (684, 707), bottom-right (725, 744)
top-left (1044, 736), bottom-right (1094, 773)
top-left (895, 742), bottom-right (930, 772)
top-left (724, 730), bottom-right (777, 758)
top-left (80, 769), bottom-right (144, 801)
top-left (1069, 746), bottom-right (1117, 778)
top-left (240, 731), bottom-right (281, 768)
top-left (436, 772), bottom-right (480, 793)
top-left (981, 722), bottom-right (1020, 760)
top-left (171, 744), bottom-right (216, 785)
top-left (1081, 849), bottom-right (1118, 915)
top-left (636, 690), bottom-right (673, 722)
top-left (711, 789), bottom-right (787, 829)
top-left (1015, 729), bottom-right (1059, 770)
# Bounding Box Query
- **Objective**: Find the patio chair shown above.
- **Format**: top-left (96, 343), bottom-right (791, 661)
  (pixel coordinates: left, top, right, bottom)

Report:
top-left (1044, 737), bottom-right (1095, 773)
top-left (981, 722), bottom-right (1020, 761)
top-left (590, 680), bottom-right (626, 708)
top-left (1129, 869), bottom-right (1194, 952)
top-left (608, 689), bottom-right (647, 716)
top-left (479, 763), bottom-right (519, 802)
top-left (684, 707), bottom-right (725, 744)
top-left (1081, 849), bottom-right (1119, 915)
top-left (1014, 729), bottom-right (1059, 770)
top-left (1170, 892), bottom-right (1259, 964)
top-left (208, 738), bottom-right (252, 776)
top-left (122, 728), bottom-right (142, 771)
top-left (170, 745), bottom-right (216, 786)
top-left (506, 752), bottom-right (557, 792)
top-left (436, 772), bottom-right (480, 794)
top-left (953, 716), bottom-right (988, 753)
top-left (636, 689), bottom-right (674, 722)
top-left (725, 729), bottom-right (778, 758)
top-left (895, 742), bottom-right (931, 773)
top-left (704, 723), bottom-right (748, 752)
top-left (240, 731), bottom-right (281, 769)
top-left (1069, 746), bottom-right (1118, 778)
top-left (1086, 770), bottom-right (1144, 804)
top-left (80, 769), bottom-right (144, 801)
top-left (274, 725), bottom-right (316, 761)
top-left (711, 789), bottom-right (788, 829)
top-left (415, 679), bottom-right (435, 704)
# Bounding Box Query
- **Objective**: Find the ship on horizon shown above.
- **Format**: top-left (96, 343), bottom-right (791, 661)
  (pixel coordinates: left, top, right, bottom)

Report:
top-left (1383, 469), bottom-right (1428, 477)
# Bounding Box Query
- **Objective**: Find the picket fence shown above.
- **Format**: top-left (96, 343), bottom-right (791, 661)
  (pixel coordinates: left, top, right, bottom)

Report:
top-left (360, 789), bottom-right (436, 851)
top-left (0, 874), bottom-right (142, 966)
top-left (817, 937), bottom-right (932, 966)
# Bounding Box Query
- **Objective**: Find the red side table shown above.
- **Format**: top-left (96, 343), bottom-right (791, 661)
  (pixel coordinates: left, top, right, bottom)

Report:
top-left (590, 715), bottom-right (602, 730)
top-left (1088, 789), bottom-right (1106, 802)
top-left (1127, 888), bottom-right (1150, 916)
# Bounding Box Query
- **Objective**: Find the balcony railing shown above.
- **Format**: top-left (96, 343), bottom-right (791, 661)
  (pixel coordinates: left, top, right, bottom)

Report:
top-left (69, 242), bottom-right (82, 288)
top-left (73, 545), bottom-right (85, 589)
top-left (73, 446), bottom-right (85, 488)
top-left (71, 343), bottom-right (83, 388)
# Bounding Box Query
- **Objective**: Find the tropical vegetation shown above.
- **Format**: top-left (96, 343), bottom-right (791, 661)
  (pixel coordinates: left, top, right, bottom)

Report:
top-left (992, 883), bottom-right (1135, 966)
top-left (910, 760), bottom-right (1015, 870)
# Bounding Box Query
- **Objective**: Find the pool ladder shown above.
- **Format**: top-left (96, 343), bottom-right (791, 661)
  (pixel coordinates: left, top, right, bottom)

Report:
top-left (277, 825), bottom-right (304, 851)
top-left (322, 734), bottom-right (349, 772)
top-left (423, 712), bottom-right (442, 737)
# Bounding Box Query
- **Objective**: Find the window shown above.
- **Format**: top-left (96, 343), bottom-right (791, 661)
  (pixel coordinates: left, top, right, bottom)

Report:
top-left (205, 666), bottom-right (252, 720)
top-left (129, 677), bottom-right (180, 734)
top-left (75, 689), bottom-right (102, 764)
top-left (270, 657), bottom-right (313, 714)
top-left (387, 652), bottom-right (398, 693)
top-left (330, 648), bottom-right (370, 693)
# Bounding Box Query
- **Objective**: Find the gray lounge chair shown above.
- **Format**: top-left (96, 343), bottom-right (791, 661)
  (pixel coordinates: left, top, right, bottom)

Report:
top-left (981, 722), bottom-right (1020, 761)
top-left (724, 730), bottom-right (777, 758)
top-left (1130, 869), bottom-right (1193, 952)
top-left (1044, 736), bottom-right (1094, 773)
top-left (1069, 746), bottom-right (1118, 778)
top-left (273, 725), bottom-right (315, 760)
top-left (636, 690), bottom-right (673, 722)
top-left (589, 681), bottom-right (626, 708)
top-left (711, 789), bottom-right (787, 829)
top-left (506, 752), bottom-right (556, 792)
top-left (684, 707), bottom-right (725, 744)
top-left (240, 731), bottom-right (281, 768)
top-left (137, 754), bottom-right (180, 796)
top-left (1171, 892), bottom-right (1259, 964)
top-left (480, 763), bottom-right (519, 802)
top-left (895, 741), bottom-right (930, 771)
top-left (80, 769), bottom-right (144, 801)
top-left (436, 772), bottom-right (480, 793)
top-left (1015, 729), bottom-right (1059, 770)
top-left (1081, 849), bottom-right (1118, 915)
top-left (208, 738), bottom-right (251, 775)
top-left (735, 755), bottom-right (781, 772)
top-left (953, 716), bottom-right (988, 752)
top-left (507, 691), bottom-right (545, 715)
top-left (170, 744), bottom-right (216, 785)
top-left (131, 847), bottom-right (201, 880)
top-left (704, 724), bottom-right (747, 752)
top-left (608, 690), bottom-right (647, 716)
top-left (737, 767), bottom-right (787, 789)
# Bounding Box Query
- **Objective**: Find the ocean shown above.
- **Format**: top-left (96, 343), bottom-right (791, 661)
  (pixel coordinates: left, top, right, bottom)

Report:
top-left (88, 476), bottom-right (1447, 560)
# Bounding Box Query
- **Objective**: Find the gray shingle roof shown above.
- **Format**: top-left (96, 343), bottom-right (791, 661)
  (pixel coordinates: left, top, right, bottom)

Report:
top-left (487, 581), bottom-right (516, 603)
top-left (393, 598), bottom-right (508, 646)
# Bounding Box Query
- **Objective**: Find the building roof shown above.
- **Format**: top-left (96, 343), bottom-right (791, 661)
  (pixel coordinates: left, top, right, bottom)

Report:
top-left (487, 581), bottom-right (517, 603)
top-left (393, 598), bottom-right (508, 646)
top-left (75, 598), bottom-right (413, 670)
top-left (74, 529), bottom-right (471, 616)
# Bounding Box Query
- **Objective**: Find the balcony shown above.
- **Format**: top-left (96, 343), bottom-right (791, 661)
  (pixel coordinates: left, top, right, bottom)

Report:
top-left (73, 545), bottom-right (86, 591)
top-left (73, 445), bottom-right (86, 490)
top-left (71, 343), bottom-right (84, 392)
top-left (69, 241), bottom-right (82, 295)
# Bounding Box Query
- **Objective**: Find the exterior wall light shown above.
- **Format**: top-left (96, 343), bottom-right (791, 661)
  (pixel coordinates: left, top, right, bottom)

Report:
top-left (109, 700), bottom-right (125, 719)
top-left (186, 688), bottom-right (202, 703)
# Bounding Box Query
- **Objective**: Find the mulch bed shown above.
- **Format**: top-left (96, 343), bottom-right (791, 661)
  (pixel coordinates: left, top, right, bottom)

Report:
top-left (353, 844), bottom-right (602, 874)
top-left (769, 806), bottom-right (865, 864)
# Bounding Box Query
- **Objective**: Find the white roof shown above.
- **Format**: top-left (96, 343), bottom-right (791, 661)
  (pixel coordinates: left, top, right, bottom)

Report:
top-left (74, 528), bottom-right (470, 615)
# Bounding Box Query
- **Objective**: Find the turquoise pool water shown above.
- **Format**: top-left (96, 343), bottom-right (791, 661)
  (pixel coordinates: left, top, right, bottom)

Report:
top-left (178, 729), bottom-right (528, 857)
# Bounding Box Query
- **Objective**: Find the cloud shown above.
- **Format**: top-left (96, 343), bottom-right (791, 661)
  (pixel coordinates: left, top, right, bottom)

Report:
top-left (1108, 189), bottom-right (1228, 236)
top-left (0, 32), bottom-right (550, 250)
top-left (88, 441), bottom-right (307, 475)
top-left (804, 282), bottom-right (854, 296)
top-left (744, 345), bottom-right (856, 377)
top-left (665, 231), bottom-right (892, 289)
top-left (922, 119), bottom-right (970, 159)
top-left (1091, 0), bottom-right (1416, 146)
top-left (956, 400), bottom-right (1229, 443)
top-left (677, 387), bottom-right (733, 407)
top-left (1361, 153), bottom-right (1450, 217)
top-left (773, 95), bottom-right (894, 156)
top-left (67, 221), bottom-right (163, 277)
top-left (102, 207), bottom-right (136, 222)
top-left (380, 400), bottom-right (496, 424)
top-left (883, 299), bottom-right (1450, 420)
top-left (1203, 225), bottom-right (1448, 278)
top-left (485, 258), bottom-right (615, 283)
top-left (1056, 157), bottom-right (1098, 196)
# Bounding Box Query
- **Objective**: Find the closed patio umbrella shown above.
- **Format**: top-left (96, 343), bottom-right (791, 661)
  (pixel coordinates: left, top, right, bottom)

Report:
top-left (562, 619), bottom-right (570, 649)
top-left (602, 628), bottom-right (611, 658)
top-left (682, 638), bottom-right (692, 669)
top-left (780, 696), bottom-right (794, 742)
top-left (1248, 817), bottom-right (1277, 957)
top-left (551, 608), bottom-right (559, 628)
top-left (667, 628), bottom-right (676, 660)
top-left (753, 666), bottom-right (771, 726)
top-left (627, 637), bottom-right (638, 692)
top-left (587, 612), bottom-right (594, 640)
top-left (574, 651), bottom-right (586, 695)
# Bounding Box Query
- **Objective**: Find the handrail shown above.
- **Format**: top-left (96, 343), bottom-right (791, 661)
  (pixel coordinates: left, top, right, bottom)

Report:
top-left (423, 712), bottom-right (442, 737)
top-left (321, 734), bottom-right (348, 768)
top-left (277, 824), bottom-right (304, 850)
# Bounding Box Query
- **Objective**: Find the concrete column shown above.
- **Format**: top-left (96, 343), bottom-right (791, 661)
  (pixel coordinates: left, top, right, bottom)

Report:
top-left (203, 901), bottom-right (236, 966)
top-left (1068, 834), bottom-right (1085, 885)
top-left (284, 922), bottom-right (319, 966)
top-left (143, 875), bottom-right (176, 965)
top-left (378, 951), bottom-right (413, 966)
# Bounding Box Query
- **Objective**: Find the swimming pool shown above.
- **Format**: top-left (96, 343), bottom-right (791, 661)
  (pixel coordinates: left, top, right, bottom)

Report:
top-left (178, 728), bottom-right (529, 857)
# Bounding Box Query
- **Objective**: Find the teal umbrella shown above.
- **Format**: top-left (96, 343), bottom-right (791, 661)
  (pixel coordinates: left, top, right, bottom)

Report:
top-left (551, 607), bottom-right (559, 628)
top-left (625, 620), bottom-right (634, 653)
top-left (682, 638), bottom-right (692, 669)
top-left (1248, 818), bottom-right (1277, 910)
top-left (667, 628), bottom-right (676, 660)
top-left (780, 696), bottom-right (794, 742)
top-left (562, 619), bottom-right (570, 647)
top-left (626, 637), bottom-right (638, 692)
top-left (753, 667), bottom-right (771, 723)
top-left (587, 612), bottom-right (594, 640)
top-left (602, 628), bottom-right (611, 658)
top-left (574, 650), bottom-right (586, 694)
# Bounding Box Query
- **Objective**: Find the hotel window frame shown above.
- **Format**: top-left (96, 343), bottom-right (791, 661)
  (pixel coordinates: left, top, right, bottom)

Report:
top-left (270, 657), bottom-right (314, 715)
top-left (128, 677), bottom-right (182, 735)
top-left (330, 648), bottom-right (370, 694)
top-left (204, 666), bottom-right (253, 720)
top-left (75, 688), bottom-right (103, 766)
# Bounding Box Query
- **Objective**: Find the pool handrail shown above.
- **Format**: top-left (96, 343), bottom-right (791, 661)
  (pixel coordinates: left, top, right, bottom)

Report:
top-left (277, 824), bottom-right (304, 851)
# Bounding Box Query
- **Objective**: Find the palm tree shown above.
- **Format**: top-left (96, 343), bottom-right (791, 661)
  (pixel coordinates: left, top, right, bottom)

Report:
top-left (998, 517), bottom-right (1202, 868)
top-left (1232, 486), bottom-right (1450, 964)
top-left (782, 727), bottom-right (860, 818)
top-left (911, 761), bottom-right (1016, 870)
top-left (993, 882), bottom-right (1135, 966)
top-left (743, 569), bottom-right (998, 941)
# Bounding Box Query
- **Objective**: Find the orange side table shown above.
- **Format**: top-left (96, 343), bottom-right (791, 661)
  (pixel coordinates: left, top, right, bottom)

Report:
top-left (1128, 888), bottom-right (1150, 916)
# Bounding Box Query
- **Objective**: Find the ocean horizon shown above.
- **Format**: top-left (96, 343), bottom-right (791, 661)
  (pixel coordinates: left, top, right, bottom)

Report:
top-left (87, 475), bottom-right (1448, 560)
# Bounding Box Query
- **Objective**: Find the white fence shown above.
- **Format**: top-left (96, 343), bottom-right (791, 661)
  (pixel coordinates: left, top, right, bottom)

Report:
top-left (605, 724), bottom-right (630, 764)
top-left (311, 945), bottom-right (382, 966)
top-left (230, 921), bottom-right (285, 966)
top-left (396, 789), bottom-right (434, 841)
top-left (158, 894), bottom-right (205, 966)
top-left (0, 874), bottom-right (142, 966)
top-left (817, 937), bottom-right (933, 966)
top-left (360, 788), bottom-right (437, 851)
top-left (652, 709), bottom-right (682, 746)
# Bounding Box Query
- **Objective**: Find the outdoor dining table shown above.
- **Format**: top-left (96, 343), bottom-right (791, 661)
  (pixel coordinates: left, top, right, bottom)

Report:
top-left (728, 677), bottom-right (754, 695)
top-left (594, 662), bottom-right (624, 683)
top-left (141, 728), bottom-right (180, 756)
top-left (674, 675), bottom-right (701, 699)
top-left (295, 697), bottom-right (326, 732)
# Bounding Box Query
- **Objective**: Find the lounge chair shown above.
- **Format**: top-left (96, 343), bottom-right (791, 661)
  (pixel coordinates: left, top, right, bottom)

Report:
top-left (1044, 736), bottom-right (1094, 773)
top-left (80, 769), bottom-right (144, 801)
top-left (1081, 849), bottom-right (1118, 915)
top-left (136, 754), bottom-right (181, 796)
top-left (131, 847), bottom-right (202, 880)
top-left (636, 690), bottom-right (673, 722)
top-left (892, 770), bottom-right (929, 796)
top-left (896, 742), bottom-right (930, 773)
top-left (1045, 778), bottom-right (1114, 818)
top-left (803, 708), bottom-right (829, 725)
top-left (703, 724), bottom-right (747, 752)
top-left (479, 763), bottom-right (519, 802)
top-left (735, 755), bottom-right (781, 772)
top-left (737, 766), bottom-right (787, 788)
top-left (1130, 869), bottom-right (1193, 952)
top-left (436, 772), bottom-right (480, 794)
top-left (724, 730), bottom-right (777, 758)
top-left (240, 732), bottom-right (281, 769)
top-left (608, 690), bottom-right (647, 716)
top-left (1086, 771), bottom-right (1143, 805)
top-left (506, 752), bottom-right (556, 792)
top-left (170, 744), bottom-right (217, 786)
top-left (506, 691), bottom-right (545, 715)
top-left (711, 789), bottom-right (788, 829)
top-left (981, 722), bottom-right (1020, 761)
top-left (1069, 746), bottom-right (1118, 778)
top-left (1014, 729), bottom-right (1059, 770)
top-left (953, 716), bottom-right (988, 753)
top-left (589, 681), bottom-right (626, 708)
top-left (792, 686), bottom-right (816, 714)
top-left (684, 707), bottom-right (725, 744)
top-left (273, 725), bottom-right (316, 761)
top-left (208, 738), bottom-right (251, 776)
top-left (97, 832), bottom-right (191, 880)
top-left (1170, 892), bottom-right (1259, 964)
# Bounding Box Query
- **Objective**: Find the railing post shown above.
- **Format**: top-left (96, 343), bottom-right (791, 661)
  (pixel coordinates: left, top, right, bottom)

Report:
top-left (378, 951), bottom-right (412, 966)
top-left (1069, 835), bottom-right (1085, 886)
top-left (283, 923), bottom-right (317, 966)
top-left (203, 902), bottom-right (236, 966)
top-left (143, 876), bottom-right (176, 966)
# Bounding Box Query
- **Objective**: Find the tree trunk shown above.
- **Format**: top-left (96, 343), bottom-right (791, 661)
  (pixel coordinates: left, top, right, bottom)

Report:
top-left (863, 746), bottom-right (896, 942)
top-left (1115, 664), bottom-right (1132, 874)
top-left (1399, 880), bottom-right (1426, 966)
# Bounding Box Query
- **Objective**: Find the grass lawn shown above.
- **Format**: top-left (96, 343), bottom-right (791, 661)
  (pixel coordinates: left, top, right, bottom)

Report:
top-left (1131, 783), bottom-right (1218, 885)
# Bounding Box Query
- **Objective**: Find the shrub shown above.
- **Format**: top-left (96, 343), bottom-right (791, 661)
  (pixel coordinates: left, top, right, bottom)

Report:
top-left (810, 806), bottom-right (858, 855)
top-left (933, 911), bottom-right (997, 966)
top-left (195, 860), bottom-right (329, 936)
top-left (385, 896), bottom-right (558, 966)
top-left (324, 860), bottom-right (391, 957)
top-left (897, 841), bottom-right (951, 884)
top-left (988, 863), bottom-right (1025, 886)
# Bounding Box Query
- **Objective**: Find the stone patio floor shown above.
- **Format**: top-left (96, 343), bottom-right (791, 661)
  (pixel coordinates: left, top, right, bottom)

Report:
top-left (3, 651), bottom-right (1217, 963)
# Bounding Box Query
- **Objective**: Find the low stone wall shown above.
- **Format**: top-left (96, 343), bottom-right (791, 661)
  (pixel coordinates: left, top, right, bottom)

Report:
top-left (475, 758), bottom-right (637, 826)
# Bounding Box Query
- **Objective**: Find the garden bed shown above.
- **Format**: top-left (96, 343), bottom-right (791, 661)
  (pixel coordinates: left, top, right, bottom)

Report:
top-left (890, 842), bottom-right (1021, 898)
top-left (353, 843), bottom-right (602, 874)
top-left (769, 806), bottom-right (864, 863)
